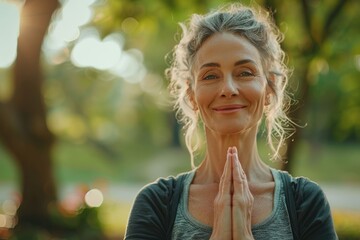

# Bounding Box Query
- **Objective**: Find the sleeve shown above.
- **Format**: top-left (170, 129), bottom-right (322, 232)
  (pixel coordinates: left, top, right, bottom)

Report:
top-left (295, 178), bottom-right (338, 240)
top-left (124, 178), bottom-right (174, 240)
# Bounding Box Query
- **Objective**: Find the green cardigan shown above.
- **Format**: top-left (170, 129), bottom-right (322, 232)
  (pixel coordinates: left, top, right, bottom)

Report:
top-left (124, 171), bottom-right (338, 240)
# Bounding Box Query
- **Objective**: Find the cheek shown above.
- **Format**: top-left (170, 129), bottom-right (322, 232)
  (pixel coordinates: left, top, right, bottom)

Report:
top-left (243, 80), bottom-right (267, 102)
top-left (194, 85), bottom-right (214, 106)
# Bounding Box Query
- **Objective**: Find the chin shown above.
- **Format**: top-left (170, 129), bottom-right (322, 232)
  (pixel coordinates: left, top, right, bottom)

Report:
top-left (211, 126), bottom-right (249, 135)
top-left (208, 121), bottom-right (258, 136)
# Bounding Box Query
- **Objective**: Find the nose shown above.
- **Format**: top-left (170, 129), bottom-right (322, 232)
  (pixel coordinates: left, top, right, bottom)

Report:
top-left (221, 75), bottom-right (238, 98)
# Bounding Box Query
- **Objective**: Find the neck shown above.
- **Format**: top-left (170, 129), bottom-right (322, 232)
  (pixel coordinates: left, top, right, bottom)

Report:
top-left (194, 126), bottom-right (270, 184)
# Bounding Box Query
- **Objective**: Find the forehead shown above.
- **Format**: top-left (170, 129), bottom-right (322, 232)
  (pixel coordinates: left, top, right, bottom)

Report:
top-left (194, 32), bottom-right (262, 70)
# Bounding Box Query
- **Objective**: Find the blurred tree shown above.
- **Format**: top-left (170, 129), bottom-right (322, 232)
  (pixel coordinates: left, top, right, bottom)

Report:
top-left (0, 0), bottom-right (59, 230)
top-left (267, 0), bottom-right (357, 171)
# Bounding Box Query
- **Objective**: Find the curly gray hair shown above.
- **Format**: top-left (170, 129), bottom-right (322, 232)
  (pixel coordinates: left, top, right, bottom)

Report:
top-left (166, 3), bottom-right (293, 167)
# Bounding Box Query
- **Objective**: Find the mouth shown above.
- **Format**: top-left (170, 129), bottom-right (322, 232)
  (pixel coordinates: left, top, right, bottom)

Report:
top-left (212, 104), bottom-right (246, 113)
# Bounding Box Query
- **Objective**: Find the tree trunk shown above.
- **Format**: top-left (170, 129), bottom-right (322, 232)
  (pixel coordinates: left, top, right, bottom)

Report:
top-left (0, 0), bottom-right (59, 229)
top-left (281, 0), bottom-right (349, 172)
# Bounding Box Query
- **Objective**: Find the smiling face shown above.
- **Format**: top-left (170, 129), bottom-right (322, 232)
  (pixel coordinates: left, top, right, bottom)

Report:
top-left (192, 32), bottom-right (269, 135)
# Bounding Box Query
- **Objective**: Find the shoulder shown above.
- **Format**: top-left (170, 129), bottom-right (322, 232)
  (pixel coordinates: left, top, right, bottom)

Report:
top-left (289, 174), bottom-right (328, 208)
top-left (125, 171), bottom-right (191, 239)
top-left (135, 171), bottom-right (190, 202)
top-left (129, 171), bottom-right (191, 215)
top-left (275, 169), bottom-right (326, 203)
top-left (278, 170), bottom-right (338, 239)
top-left (277, 170), bottom-right (329, 210)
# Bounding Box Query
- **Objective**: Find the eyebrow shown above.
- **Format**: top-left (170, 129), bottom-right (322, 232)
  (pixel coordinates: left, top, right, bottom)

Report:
top-left (199, 59), bottom-right (257, 69)
top-left (200, 62), bottom-right (220, 69)
top-left (234, 59), bottom-right (256, 66)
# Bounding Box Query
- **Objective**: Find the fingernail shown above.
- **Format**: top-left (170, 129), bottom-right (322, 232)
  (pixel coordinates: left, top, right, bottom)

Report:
top-left (233, 146), bottom-right (237, 153)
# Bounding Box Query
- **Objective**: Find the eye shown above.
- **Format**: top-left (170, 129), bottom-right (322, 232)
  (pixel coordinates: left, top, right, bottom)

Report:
top-left (233, 68), bottom-right (257, 80)
top-left (203, 74), bottom-right (218, 80)
top-left (237, 71), bottom-right (254, 77)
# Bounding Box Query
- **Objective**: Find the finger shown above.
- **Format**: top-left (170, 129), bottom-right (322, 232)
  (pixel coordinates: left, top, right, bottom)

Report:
top-left (232, 148), bottom-right (251, 199)
top-left (219, 148), bottom-right (232, 196)
top-left (211, 148), bottom-right (233, 239)
top-left (231, 147), bottom-right (254, 239)
top-left (232, 147), bottom-right (245, 185)
top-left (232, 154), bottom-right (246, 188)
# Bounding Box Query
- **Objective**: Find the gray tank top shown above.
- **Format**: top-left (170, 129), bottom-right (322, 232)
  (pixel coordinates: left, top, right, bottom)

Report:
top-left (172, 168), bottom-right (294, 239)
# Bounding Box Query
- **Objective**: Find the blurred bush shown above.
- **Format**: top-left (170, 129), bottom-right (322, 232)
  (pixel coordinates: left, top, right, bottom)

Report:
top-left (333, 210), bottom-right (360, 240)
top-left (8, 206), bottom-right (105, 240)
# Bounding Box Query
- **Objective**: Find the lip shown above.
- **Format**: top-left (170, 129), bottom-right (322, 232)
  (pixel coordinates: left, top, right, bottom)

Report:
top-left (212, 104), bottom-right (246, 113)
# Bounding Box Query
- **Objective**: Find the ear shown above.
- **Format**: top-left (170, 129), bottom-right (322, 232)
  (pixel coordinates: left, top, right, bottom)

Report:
top-left (186, 80), bottom-right (198, 111)
top-left (265, 72), bottom-right (276, 106)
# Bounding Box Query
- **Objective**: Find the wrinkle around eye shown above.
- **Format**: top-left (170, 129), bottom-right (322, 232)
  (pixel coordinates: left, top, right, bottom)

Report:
top-left (239, 71), bottom-right (254, 77)
top-left (234, 67), bottom-right (260, 79)
top-left (197, 68), bottom-right (222, 81)
top-left (203, 74), bottom-right (219, 80)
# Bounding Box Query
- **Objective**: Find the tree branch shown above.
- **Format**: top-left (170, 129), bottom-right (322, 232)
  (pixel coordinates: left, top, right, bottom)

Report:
top-left (300, 0), bottom-right (316, 46)
top-left (11, 0), bottom-right (58, 146)
top-left (322, 0), bottom-right (349, 43)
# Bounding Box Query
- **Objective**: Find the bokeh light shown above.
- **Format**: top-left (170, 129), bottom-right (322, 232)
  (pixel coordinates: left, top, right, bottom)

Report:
top-left (43, 0), bottom-right (96, 63)
top-left (0, 2), bottom-right (20, 68)
top-left (71, 30), bottom-right (123, 70)
top-left (355, 55), bottom-right (360, 71)
top-left (42, 0), bottom-right (147, 83)
top-left (84, 188), bottom-right (104, 208)
top-left (109, 49), bottom-right (147, 84)
top-left (0, 214), bottom-right (5, 227)
top-left (2, 200), bottom-right (18, 216)
top-left (0, 212), bottom-right (16, 228)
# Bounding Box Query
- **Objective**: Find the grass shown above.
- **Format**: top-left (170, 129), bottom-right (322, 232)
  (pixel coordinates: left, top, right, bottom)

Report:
top-left (292, 141), bottom-right (360, 184)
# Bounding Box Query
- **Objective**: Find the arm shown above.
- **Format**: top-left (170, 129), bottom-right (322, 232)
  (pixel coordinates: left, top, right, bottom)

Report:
top-left (295, 178), bottom-right (338, 240)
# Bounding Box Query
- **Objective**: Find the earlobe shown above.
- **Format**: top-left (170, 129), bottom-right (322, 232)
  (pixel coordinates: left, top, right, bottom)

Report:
top-left (189, 92), bottom-right (198, 111)
top-left (266, 72), bottom-right (276, 90)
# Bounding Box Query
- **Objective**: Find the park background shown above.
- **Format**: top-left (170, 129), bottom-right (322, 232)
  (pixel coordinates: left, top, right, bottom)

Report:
top-left (0, 0), bottom-right (359, 239)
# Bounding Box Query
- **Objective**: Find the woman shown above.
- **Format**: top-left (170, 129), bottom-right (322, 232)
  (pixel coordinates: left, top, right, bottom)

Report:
top-left (125, 3), bottom-right (337, 240)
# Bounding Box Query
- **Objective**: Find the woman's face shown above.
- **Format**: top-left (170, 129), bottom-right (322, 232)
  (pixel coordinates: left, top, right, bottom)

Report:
top-left (192, 32), bottom-right (269, 135)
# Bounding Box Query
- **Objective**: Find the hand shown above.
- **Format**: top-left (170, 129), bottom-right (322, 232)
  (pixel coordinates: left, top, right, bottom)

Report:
top-left (210, 148), bottom-right (232, 240)
top-left (210, 147), bottom-right (254, 240)
top-left (231, 147), bottom-right (254, 239)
